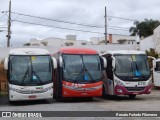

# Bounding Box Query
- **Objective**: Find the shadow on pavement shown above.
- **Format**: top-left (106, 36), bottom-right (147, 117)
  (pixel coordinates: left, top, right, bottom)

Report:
top-left (0, 95), bottom-right (55, 106)
top-left (101, 95), bottom-right (145, 101)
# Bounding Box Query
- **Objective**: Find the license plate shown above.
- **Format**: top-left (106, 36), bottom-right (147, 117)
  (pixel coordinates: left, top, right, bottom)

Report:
top-left (138, 82), bottom-right (146, 85)
top-left (28, 95), bottom-right (36, 99)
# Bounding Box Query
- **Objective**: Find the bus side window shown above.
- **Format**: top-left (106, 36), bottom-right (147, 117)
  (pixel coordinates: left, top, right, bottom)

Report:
top-left (155, 62), bottom-right (160, 71)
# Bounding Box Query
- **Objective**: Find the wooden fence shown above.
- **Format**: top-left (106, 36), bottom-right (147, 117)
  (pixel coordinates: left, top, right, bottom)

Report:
top-left (0, 81), bottom-right (8, 92)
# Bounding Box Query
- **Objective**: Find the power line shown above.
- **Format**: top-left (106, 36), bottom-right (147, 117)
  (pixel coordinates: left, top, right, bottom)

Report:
top-left (108, 25), bottom-right (130, 30)
top-left (107, 27), bottom-right (129, 31)
top-left (109, 15), bottom-right (137, 21)
top-left (11, 12), bottom-right (104, 28)
top-left (5, 11), bottom-right (134, 30)
top-left (4, 11), bottom-right (138, 27)
top-left (13, 20), bottom-right (104, 34)
top-left (13, 19), bottom-right (130, 33)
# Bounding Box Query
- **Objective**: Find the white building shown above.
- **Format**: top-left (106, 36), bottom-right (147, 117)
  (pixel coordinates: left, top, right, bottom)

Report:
top-left (140, 25), bottom-right (160, 54)
top-left (140, 35), bottom-right (154, 52)
top-left (90, 34), bottom-right (136, 45)
top-left (30, 35), bottom-right (91, 47)
top-left (153, 25), bottom-right (160, 54)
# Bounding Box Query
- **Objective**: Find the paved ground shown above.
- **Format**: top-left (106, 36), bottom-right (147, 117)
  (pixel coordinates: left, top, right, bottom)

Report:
top-left (0, 90), bottom-right (160, 120)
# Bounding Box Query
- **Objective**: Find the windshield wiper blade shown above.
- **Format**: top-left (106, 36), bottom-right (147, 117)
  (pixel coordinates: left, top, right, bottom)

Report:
top-left (84, 68), bottom-right (95, 83)
top-left (21, 67), bottom-right (30, 85)
top-left (74, 69), bottom-right (84, 83)
top-left (32, 71), bottom-right (43, 84)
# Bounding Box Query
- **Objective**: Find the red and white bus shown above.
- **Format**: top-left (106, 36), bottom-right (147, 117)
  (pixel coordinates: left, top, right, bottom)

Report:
top-left (101, 50), bottom-right (153, 98)
top-left (52, 48), bottom-right (106, 100)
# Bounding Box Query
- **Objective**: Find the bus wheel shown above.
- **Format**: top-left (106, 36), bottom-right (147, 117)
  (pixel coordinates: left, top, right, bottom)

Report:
top-left (102, 86), bottom-right (106, 97)
top-left (87, 97), bottom-right (93, 101)
top-left (129, 94), bottom-right (136, 99)
top-left (56, 96), bottom-right (63, 102)
top-left (84, 97), bottom-right (93, 101)
top-left (8, 100), bottom-right (14, 105)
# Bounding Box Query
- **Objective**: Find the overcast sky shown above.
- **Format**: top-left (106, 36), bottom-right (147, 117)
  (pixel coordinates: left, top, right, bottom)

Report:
top-left (0, 0), bottom-right (160, 47)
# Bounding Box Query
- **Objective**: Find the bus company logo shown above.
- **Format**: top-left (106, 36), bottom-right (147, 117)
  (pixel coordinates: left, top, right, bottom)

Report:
top-left (20, 87), bottom-right (24, 89)
top-left (82, 88), bottom-right (86, 91)
top-left (2, 112), bottom-right (11, 117)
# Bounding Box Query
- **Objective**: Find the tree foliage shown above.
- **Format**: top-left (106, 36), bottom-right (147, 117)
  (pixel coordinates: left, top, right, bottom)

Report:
top-left (23, 42), bottom-right (31, 46)
top-left (146, 48), bottom-right (158, 69)
top-left (129, 19), bottom-right (160, 38)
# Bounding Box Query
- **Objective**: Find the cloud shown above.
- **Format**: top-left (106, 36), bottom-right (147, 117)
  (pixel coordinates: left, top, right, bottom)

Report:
top-left (0, 0), bottom-right (160, 47)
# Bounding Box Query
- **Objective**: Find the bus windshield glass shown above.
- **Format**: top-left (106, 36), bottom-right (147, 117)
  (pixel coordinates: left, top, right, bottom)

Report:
top-left (63, 54), bottom-right (101, 83)
top-left (9, 55), bottom-right (52, 86)
top-left (114, 54), bottom-right (150, 80)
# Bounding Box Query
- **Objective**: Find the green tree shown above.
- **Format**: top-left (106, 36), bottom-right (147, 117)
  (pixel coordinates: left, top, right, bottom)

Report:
top-left (129, 19), bottom-right (160, 38)
top-left (41, 41), bottom-right (48, 46)
top-left (146, 48), bottom-right (158, 69)
top-left (23, 43), bottom-right (31, 46)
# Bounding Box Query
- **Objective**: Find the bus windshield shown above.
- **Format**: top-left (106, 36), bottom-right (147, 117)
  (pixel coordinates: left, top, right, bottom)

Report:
top-left (63, 54), bottom-right (101, 83)
top-left (9, 55), bottom-right (52, 86)
top-left (114, 54), bottom-right (150, 80)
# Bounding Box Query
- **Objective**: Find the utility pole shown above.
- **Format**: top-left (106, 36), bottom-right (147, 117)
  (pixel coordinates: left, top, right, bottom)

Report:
top-left (104, 6), bottom-right (108, 44)
top-left (7, 0), bottom-right (11, 47)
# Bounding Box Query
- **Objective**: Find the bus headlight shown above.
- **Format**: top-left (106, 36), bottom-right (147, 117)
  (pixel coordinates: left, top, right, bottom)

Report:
top-left (115, 79), bottom-right (124, 86)
top-left (147, 79), bottom-right (152, 85)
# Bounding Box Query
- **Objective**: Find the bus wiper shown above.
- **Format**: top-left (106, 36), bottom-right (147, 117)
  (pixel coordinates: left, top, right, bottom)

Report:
top-left (21, 68), bottom-right (30, 85)
top-left (84, 68), bottom-right (95, 83)
top-left (74, 69), bottom-right (84, 83)
top-left (134, 61), bottom-right (141, 77)
top-left (32, 71), bottom-right (43, 84)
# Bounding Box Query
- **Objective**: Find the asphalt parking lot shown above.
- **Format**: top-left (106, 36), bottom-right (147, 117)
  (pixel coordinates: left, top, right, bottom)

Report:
top-left (0, 89), bottom-right (160, 120)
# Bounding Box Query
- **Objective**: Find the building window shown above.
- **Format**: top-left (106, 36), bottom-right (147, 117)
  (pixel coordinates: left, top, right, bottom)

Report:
top-left (128, 42), bottom-right (130, 44)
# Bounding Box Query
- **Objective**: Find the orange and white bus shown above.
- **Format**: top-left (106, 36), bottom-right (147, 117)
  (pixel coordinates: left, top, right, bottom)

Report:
top-left (52, 48), bottom-right (106, 100)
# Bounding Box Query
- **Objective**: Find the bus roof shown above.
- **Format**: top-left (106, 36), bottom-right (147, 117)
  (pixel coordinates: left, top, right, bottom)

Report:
top-left (101, 50), bottom-right (146, 56)
top-left (9, 48), bottom-right (50, 55)
top-left (156, 59), bottom-right (160, 62)
top-left (59, 48), bottom-right (98, 54)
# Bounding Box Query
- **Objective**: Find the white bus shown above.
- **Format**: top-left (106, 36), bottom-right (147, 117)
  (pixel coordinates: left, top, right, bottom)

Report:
top-left (4, 48), bottom-right (57, 102)
top-left (153, 59), bottom-right (160, 87)
top-left (101, 50), bottom-right (153, 98)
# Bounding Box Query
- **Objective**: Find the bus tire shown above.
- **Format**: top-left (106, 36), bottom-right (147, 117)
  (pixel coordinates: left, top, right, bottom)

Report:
top-left (102, 86), bottom-right (106, 97)
top-left (56, 96), bottom-right (63, 102)
top-left (8, 100), bottom-right (14, 105)
top-left (129, 94), bottom-right (136, 99)
top-left (87, 97), bottom-right (93, 101)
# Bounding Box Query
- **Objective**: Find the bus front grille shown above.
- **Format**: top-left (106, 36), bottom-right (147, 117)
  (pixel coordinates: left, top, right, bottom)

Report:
top-left (126, 87), bottom-right (145, 92)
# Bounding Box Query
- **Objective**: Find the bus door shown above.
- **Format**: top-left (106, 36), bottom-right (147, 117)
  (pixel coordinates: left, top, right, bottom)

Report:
top-left (104, 55), bottom-right (114, 95)
top-left (154, 60), bottom-right (160, 87)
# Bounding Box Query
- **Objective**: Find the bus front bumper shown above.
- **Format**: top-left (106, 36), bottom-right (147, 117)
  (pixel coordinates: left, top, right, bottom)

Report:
top-left (9, 90), bottom-right (53, 101)
top-left (114, 84), bottom-right (153, 95)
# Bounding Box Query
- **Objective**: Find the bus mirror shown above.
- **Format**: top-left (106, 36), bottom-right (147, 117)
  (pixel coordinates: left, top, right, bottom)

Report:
top-left (147, 56), bottom-right (156, 68)
top-left (101, 57), bottom-right (107, 69)
top-left (153, 60), bottom-right (156, 68)
top-left (52, 57), bottom-right (57, 69)
top-left (59, 56), bottom-right (63, 67)
top-left (112, 56), bottom-right (115, 69)
top-left (4, 57), bottom-right (8, 70)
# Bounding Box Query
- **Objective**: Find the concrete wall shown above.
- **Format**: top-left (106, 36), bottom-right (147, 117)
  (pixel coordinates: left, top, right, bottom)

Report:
top-left (111, 34), bottom-right (136, 44)
top-left (140, 35), bottom-right (155, 52)
top-left (153, 25), bottom-right (160, 54)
